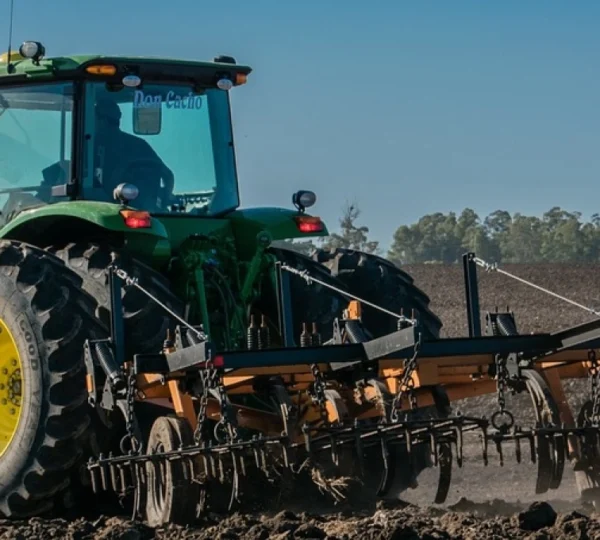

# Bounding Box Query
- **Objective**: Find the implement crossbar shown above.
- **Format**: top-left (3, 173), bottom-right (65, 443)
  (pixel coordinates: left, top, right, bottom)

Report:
top-left (134, 315), bottom-right (600, 374)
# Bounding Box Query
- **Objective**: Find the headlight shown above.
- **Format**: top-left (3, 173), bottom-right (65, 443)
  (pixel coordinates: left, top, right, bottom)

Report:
top-left (113, 183), bottom-right (139, 204)
top-left (18, 41), bottom-right (45, 61)
top-left (292, 190), bottom-right (317, 211)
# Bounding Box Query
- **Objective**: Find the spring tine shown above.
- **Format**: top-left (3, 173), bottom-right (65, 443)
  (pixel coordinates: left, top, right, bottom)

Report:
top-left (110, 458), bottom-right (119, 492)
top-left (434, 443), bottom-right (452, 505)
top-left (455, 425), bottom-right (464, 467)
top-left (240, 454), bottom-right (247, 478)
top-left (260, 447), bottom-right (270, 472)
top-left (118, 464), bottom-right (127, 494)
top-left (89, 462), bottom-right (100, 493)
top-left (131, 462), bottom-right (142, 522)
top-left (481, 429), bottom-right (488, 466)
top-left (376, 437), bottom-right (391, 496)
top-left (253, 443), bottom-right (260, 468)
top-left (99, 454), bottom-right (109, 490)
top-left (515, 432), bottom-right (522, 464)
top-left (528, 432), bottom-right (536, 464)
top-left (565, 433), bottom-right (573, 461)
top-left (211, 455), bottom-right (218, 479)
top-left (202, 455), bottom-right (211, 480)
top-left (218, 457), bottom-right (225, 484)
top-left (431, 431), bottom-right (439, 467)
top-left (495, 437), bottom-right (504, 466)
top-left (228, 454), bottom-right (240, 510)
top-left (405, 428), bottom-right (415, 476)
top-left (184, 456), bottom-right (193, 482)
top-left (353, 419), bottom-right (365, 478)
top-left (330, 432), bottom-right (339, 467)
top-left (303, 424), bottom-right (312, 455)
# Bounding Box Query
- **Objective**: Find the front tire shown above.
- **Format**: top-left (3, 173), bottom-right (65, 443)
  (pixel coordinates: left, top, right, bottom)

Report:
top-left (0, 240), bottom-right (106, 518)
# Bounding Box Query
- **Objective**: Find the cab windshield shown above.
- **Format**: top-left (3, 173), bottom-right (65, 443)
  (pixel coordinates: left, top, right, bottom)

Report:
top-left (82, 81), bottom-right (240, 215)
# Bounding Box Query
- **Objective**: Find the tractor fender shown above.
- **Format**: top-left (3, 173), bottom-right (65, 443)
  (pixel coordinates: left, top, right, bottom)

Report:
top-left (228, 207), bottom-right (329, 258)
top-left (0, 201), bottom-right (171, 265)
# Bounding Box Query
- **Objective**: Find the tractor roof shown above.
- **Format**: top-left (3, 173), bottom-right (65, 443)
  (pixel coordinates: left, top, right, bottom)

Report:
top-left (0, 51), bottom-right (252, 85)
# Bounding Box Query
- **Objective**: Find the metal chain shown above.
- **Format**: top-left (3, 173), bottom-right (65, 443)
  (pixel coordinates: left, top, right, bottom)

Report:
top-left (588, 350), bottom-right (600, 424)
top-left (490, 354), bottom-right (515, 431)
top-left (217, 373), bottom-right (240, 442)
top-left (310, 363), bottom-right (329, 424)
top-left (495, 354), bottom-right (508, 415)
top-left (391, 334), bottom-right (421, 422)
top-left (120, 371), bottom-right (139, 454)
top-left (193, 363), bottom-right (214, 445)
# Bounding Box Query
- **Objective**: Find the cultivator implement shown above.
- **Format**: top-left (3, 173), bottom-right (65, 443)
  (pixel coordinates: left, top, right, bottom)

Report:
top-left (84, 253), bottom-right (600, 526)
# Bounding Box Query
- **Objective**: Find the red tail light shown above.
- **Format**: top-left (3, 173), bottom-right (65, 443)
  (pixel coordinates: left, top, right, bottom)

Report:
top-left (120, 210), bottom-right (151, 229)
top-left (294, 216), bottom-right (324, 233)
top-left (213, 355), bottom-right (225, 367)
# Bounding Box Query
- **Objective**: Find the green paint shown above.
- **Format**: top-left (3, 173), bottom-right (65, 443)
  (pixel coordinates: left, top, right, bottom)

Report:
top-left (0, 200), bottom-right (166, 236)
top-left (0, 201), bottom-right (171, 262)
top-left (0, 50), bottom-right (331, 353)
top-left (240, 244), bottom-right (268, 306)
top-left (228, 207), bottom-right (329, 259)
top-left (194, 267), bottom-right (211, 339)
top-left (159, 217), bottom-right (233, 252)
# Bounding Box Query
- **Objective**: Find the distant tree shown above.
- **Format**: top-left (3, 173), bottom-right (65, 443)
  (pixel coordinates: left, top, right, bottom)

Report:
top-left (320, 201), bottom-right (380, 254)
top-left (501, 214), bottom-right (544, 262)
top-left (388, 224), bottom-right (418, 264)
top-left (389, 211), bottom-right (469, 264)
top-left (582, 217), bottom-right (600, 261)
top-left (539, 206), bottom-right (587, 262)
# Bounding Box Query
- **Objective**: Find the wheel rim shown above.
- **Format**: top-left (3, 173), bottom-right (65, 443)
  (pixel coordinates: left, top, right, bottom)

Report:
top-left (0, 318), bottom-right (22, 457)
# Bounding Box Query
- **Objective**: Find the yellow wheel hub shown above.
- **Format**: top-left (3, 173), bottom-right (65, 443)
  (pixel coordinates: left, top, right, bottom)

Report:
top-left (0, 319), bottom-right (22, 457)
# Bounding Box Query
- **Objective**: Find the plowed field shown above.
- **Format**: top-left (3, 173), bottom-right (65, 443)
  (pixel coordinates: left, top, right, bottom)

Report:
top-left (3, 263), bottom-right (600, 539)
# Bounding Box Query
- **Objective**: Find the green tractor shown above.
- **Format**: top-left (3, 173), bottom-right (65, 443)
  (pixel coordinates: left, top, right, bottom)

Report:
top-left (0, 42), bottom-right (443, 519)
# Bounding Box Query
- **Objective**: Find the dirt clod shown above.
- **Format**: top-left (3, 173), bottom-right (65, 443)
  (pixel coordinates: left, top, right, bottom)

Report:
top-left (516, 502), bottom-right (557, 531)
top-left (293, 522), bottom-right (326, 538)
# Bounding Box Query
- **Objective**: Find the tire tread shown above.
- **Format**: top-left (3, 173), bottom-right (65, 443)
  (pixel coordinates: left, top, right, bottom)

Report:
top-left (0, 241), bottom-right (105, 518)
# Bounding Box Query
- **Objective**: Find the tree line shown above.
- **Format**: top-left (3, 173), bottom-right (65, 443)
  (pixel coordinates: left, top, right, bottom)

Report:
top-left (277, 203), bottom-right (600, 265)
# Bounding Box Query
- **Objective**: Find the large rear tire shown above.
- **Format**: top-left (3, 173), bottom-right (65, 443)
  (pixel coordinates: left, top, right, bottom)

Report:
top-left (0, 240), bottom-right (106, 518)
top-left (312, 247), bottom-right (442, 340)
top-left (46, 242), bottom-right (184, 357)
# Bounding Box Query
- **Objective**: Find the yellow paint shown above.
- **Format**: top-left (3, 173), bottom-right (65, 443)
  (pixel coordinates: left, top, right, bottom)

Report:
top-left (0, 51), bottom-right (24, 64)
top-left (0, 319), bottom-right (22, 457)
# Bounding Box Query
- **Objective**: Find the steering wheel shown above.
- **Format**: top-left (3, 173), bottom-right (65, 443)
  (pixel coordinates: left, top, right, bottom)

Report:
top-left (104, 157), bottom-right (170, 209)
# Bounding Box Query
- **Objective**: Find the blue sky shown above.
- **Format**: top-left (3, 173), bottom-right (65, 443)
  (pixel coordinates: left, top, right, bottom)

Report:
top-left (4, 1), bottom-right (600, 251)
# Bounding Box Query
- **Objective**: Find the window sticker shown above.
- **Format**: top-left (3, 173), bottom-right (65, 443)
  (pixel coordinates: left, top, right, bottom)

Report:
top-left (133, 90), bottom-right (203, 110)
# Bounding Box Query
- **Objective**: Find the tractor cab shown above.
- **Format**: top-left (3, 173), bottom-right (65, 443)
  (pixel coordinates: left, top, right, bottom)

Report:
top-left (0, 42), bottom-right (250, 224)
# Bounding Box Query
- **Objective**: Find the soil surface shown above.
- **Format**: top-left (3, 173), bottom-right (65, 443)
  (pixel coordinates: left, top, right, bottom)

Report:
top-left (4, 262), bottom-right (600, 539)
